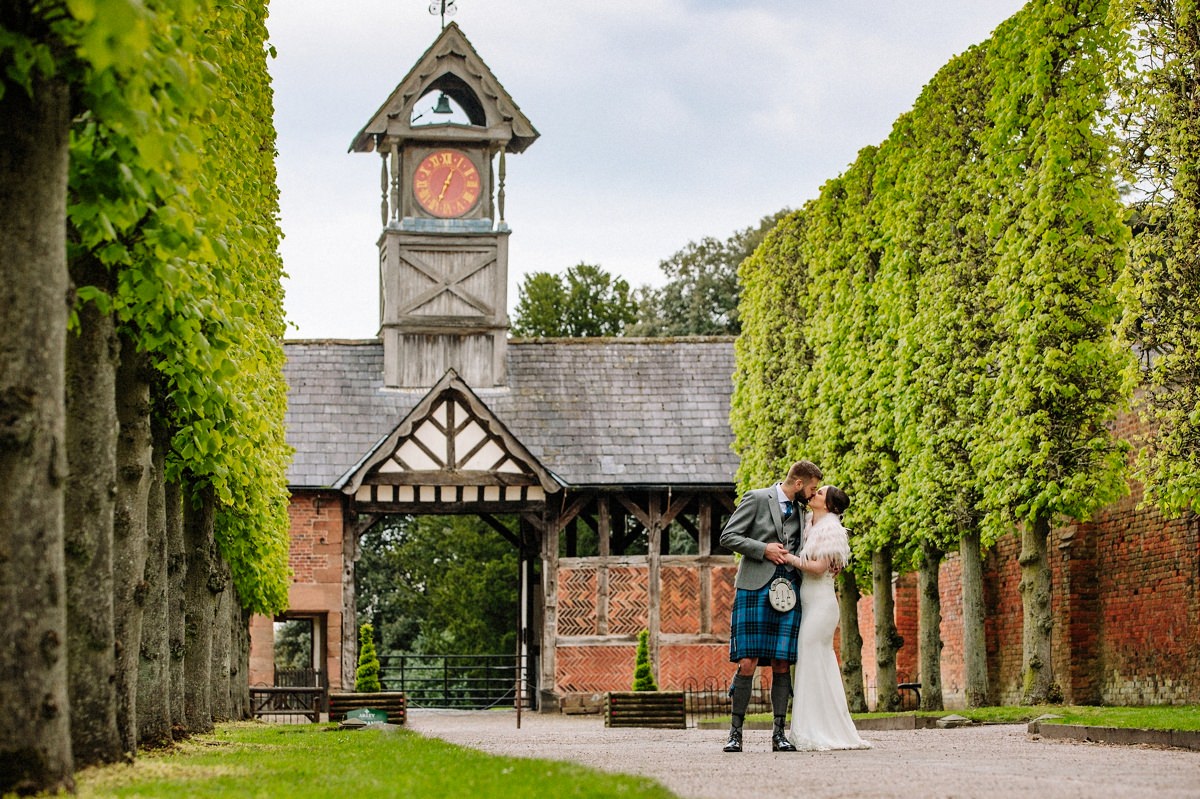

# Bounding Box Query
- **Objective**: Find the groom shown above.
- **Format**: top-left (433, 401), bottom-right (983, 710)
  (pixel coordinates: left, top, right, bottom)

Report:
top-left (718, 459), bottom-right (822, 753)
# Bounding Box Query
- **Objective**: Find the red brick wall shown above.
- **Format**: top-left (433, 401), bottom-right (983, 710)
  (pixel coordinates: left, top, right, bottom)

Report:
top-left (885, 497), bottom-right (1199, 707)
top-left (894, 573), bottom-right (920, 684)
top-left (248, 491), bottom-right (347, 689)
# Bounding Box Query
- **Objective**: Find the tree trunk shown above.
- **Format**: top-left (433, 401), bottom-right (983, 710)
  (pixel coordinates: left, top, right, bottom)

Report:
top-left (872, 546), bottom-right (902, 712)
top-left (917, 541), bottom-right (944, 711)
top-left (137, 419), bottom-right (172, 747)
top-left (209, 559), bottom-right (232, 722)
top-left (183, 484), bottom-right (217, 734)
top-left (232, 606), bottom-right (251, 720)
top-left (1020, 514), bottom-right (1058, 704)
top-left (960, 526), bottom-right (990, 707)
top-left (0, 72), bottom-right (74, 794)
top-left (64, 253), bottom-right (121, 767)
top-left (165, 476), bottom-right (187, 736)
top-left (836, 570), bottom-right (868, 713)
top-left (113, 338), bottom-right (153, 755)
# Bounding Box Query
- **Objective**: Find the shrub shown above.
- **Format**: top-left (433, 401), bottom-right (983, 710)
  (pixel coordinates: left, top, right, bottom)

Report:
top-left (632, 629), bottom-right (658, 691)
top-left (355, 622), bottom-right (382, 692)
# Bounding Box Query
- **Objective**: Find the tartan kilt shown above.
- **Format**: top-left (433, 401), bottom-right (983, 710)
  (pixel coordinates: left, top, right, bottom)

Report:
top-left (729, 567), bottom-right (801, 664)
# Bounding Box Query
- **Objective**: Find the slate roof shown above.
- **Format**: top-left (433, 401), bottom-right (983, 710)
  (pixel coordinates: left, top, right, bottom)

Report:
top-left (284, 337), bottom-right (740, 490)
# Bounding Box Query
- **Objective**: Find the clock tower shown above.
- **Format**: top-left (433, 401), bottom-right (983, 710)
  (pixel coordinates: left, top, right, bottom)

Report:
top-left (350, 22), bottom-right (538, 388)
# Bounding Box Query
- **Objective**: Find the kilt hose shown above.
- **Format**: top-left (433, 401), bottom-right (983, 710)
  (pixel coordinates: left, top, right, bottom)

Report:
top-left (728, 565), bottom-right (802, 664)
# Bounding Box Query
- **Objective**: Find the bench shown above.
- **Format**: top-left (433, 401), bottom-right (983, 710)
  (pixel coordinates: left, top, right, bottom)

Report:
top-left (898, 682), bottom-right (922, 710)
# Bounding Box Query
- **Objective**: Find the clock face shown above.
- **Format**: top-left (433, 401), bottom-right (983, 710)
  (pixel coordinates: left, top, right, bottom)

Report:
top-left (412, 149), bottom-right (482, 218)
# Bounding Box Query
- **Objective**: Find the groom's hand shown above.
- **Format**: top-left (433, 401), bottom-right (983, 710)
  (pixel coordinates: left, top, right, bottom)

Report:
top-left (764, 542), bottom-right (789, 564)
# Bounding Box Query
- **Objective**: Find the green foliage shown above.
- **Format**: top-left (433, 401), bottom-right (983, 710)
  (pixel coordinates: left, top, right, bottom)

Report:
top-left (631, 210), bottom-right (789, 336)
top-left (60, 0), bottom-right (291, 614)
top-left (356, 515), bottom-right (519, 656)
top-left (511, 263), bottom-right (637, 337)
top-left (1115, 0), bottom-right (1200, 515)
top-left (973, 0), bottom-right (1134, 538)
top-left (730, 209), bottom-right (814, 490)
top-left (631, 629), bottom-right (658, 691)
top-left (354, 623), bottom-right (382, 693)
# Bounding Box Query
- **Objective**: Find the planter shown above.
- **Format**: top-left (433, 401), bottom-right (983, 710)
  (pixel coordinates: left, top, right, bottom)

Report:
top-left (328, 691), bottom-right (408, 725)
top-left (604, 691), bottom-right (686, 729)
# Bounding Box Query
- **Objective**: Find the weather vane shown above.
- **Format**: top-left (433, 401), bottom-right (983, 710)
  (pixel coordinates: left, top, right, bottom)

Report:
top-left (429, 0), bottom-right (457, 29)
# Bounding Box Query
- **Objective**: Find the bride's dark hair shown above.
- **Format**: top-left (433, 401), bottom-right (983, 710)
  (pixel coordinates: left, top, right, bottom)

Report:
top-left (823, 486), bottom-right (850, 516)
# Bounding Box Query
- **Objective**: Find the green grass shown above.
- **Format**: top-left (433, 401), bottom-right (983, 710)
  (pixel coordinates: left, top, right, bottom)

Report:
top-left (744, 704), bottom-right (1200, 730)
top-left (71, 722), bottom-right (678, 799)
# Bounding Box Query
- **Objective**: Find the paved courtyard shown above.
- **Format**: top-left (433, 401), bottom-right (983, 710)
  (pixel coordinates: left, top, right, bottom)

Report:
top-left (406, 709), bottom-right (1200, 798)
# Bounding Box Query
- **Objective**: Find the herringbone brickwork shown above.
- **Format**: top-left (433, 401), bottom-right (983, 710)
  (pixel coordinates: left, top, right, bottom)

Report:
top-left (660, 566), bottom-right (700, 634)
top-left (557, 645), bottom-right (638, 693)
top-left (710, 565), bottom-right (737, 636)
top-left (658, 643), bottom-right (731, 689)
top-left (557, 567), bottom-right (597, 636)
top-left (607, 566), bottom-right (649, 635)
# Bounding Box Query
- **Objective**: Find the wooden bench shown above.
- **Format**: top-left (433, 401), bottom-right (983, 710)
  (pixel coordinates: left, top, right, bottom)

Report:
top-left (604, 691), bottom-right (687, 729)
top-left (328, 691), bottom-right (408, 725)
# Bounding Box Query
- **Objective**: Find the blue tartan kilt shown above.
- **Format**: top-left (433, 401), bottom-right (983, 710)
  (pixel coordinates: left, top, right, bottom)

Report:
top-left (729, 567), bottom-right (801, 664)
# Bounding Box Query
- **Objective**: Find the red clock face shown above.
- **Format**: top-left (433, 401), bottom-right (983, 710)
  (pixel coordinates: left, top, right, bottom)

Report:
top-left (412, 149), bottom-right (482, 218)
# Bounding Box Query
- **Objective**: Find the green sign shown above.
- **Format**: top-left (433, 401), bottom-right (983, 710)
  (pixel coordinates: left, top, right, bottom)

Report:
top-left (345, 708), bottom-right (387, 724)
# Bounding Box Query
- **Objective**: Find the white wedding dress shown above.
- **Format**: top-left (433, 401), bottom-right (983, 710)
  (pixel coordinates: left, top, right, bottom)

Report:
top-left (789, 514), bottom-right (871, 751)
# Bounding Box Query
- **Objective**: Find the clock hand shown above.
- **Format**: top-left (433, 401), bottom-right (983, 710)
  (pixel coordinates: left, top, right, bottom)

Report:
top-left (437, 171), bottom-right (454, 201)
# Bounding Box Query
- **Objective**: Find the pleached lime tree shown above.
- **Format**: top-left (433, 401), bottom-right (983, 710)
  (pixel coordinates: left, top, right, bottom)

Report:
top-left (1, 1), bottom-right (288, 786)
top-left (973, 0), bottom-right (1135, 704)
top-left (1116, 0), bottom-right (1200, 517)
top-left (731, 209), bottom-right (814, 488)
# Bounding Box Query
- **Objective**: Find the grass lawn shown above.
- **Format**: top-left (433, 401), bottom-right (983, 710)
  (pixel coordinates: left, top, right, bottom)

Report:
top-left (72, 722), bottom-right (678, 799)
top-left (744, 704), bottom-right (1200, 730)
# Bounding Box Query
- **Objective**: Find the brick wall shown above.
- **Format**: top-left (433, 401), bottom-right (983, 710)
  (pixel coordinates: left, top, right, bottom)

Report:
top-left (876, 497), bottom-right (1199, 708)
top-left (248, 491), bottom-right (347, 689)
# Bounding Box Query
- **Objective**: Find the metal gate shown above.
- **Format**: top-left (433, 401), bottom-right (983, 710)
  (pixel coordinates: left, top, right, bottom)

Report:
top-left (378, 653), bottom-right (536, 709)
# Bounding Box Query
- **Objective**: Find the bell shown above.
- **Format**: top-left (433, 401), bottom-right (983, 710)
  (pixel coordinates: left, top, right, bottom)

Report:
top-left (433, 93), bottom-right (453, 115)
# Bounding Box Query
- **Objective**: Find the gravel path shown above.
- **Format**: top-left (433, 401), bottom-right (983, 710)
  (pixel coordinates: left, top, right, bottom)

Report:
top-left (406, 709), bottom-right (1200, 798)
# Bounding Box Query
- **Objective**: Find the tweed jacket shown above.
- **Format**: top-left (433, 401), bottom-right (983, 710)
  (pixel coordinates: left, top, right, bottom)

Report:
top-left (718, 484), bottom-right (807, 591)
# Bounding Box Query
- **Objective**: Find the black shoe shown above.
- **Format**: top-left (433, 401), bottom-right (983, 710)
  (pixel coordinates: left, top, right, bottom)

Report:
top-left (772, 728), bottom-right (797, 752)
top-left (723, 727), bottom-right (743, 753)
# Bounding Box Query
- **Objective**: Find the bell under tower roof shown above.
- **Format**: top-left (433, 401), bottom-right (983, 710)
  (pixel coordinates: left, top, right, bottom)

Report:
top-left (348, 22), bottom-right (539, 155)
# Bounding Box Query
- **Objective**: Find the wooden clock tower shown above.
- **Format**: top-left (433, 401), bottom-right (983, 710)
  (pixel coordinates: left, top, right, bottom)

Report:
top-left (349, 23), bottom-right (538, 388)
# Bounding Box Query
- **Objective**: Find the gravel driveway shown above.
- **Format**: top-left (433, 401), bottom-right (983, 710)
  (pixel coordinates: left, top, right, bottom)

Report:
top-left (406, 709), bottom-right (1200, 799)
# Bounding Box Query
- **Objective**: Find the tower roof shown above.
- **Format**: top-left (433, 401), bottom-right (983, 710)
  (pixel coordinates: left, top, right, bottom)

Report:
top-left (349, 22), bottom-right (539, 154)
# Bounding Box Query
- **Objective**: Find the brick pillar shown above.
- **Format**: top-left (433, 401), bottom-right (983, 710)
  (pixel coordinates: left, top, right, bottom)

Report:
top-left (1057, 522), bottom-right (1101, 704)
top-left (894, 572), bottom-right (920, 683)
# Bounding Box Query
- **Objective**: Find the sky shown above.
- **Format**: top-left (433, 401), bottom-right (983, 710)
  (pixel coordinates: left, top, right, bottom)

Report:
top-left (267, 0), bottom-right (1028, 340)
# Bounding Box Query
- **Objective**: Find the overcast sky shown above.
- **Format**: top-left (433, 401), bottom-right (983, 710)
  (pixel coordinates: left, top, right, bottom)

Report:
top-left (267, 0), bottom-right (1027, 340)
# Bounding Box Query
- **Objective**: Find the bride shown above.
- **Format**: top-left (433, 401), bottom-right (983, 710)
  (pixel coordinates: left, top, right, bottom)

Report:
top-left (783, 485), bottom-right (871, 751)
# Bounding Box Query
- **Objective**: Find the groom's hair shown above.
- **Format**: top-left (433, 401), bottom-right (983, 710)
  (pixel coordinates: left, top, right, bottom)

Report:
top-left (786, 460), bottom-right (822, 482)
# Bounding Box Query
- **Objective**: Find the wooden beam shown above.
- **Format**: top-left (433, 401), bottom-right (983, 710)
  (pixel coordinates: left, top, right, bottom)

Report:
top-left (478, 513), bottom-right (520, 548)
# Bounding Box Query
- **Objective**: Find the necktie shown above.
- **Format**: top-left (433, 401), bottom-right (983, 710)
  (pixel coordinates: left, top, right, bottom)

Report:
top-left (782, 500), bottom-right (794, 520)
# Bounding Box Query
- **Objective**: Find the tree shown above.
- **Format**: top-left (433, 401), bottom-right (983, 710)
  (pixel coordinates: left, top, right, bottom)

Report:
top-left (511, 263), bottom-right (637, 337)
top-left (632, 210), bottom-right (789, 337)
top-left (631, 629), bottom-right (658, 691)
top-left (1116, 0), bottom-right (1200, 516)
top-left (976, 0), bottom-right (1134, 704)
top-left (354, 624), bottom-right (382, 693)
